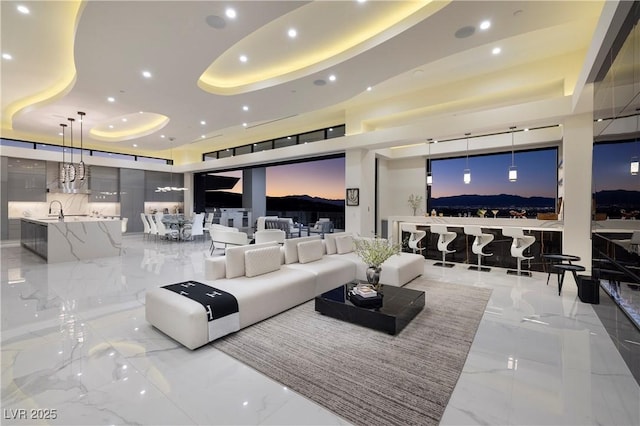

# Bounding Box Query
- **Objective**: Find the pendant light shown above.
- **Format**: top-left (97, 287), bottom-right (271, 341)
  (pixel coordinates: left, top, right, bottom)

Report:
top-left (426, 138), bottom-right (433, 186)
top-left (59, 123), bottom-right (67, 184)
top-left (509, 126), bottom-right (518, 182)
top-left (77, 111), bottom-right (86, 181)
top-left (631, 111), bottom-right (639, 175)
top-left (66, 117), bottom-right (76, 183)
top-left (463, 133), bottom-right (471, 184)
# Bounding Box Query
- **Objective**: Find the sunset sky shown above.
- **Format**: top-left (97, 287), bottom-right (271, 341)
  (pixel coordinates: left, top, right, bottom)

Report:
top-left (213, 157), bottom-right (346, 200)
top-left (211, 141), bottom-right (637, 202)
top-left (431, 149), bottom-right (558, 199)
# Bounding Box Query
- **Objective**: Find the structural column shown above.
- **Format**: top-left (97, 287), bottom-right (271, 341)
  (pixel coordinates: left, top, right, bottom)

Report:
top-left (561, 112), bottom-right (594, 272)
top-left (243, 167), bottom-right (266, 222)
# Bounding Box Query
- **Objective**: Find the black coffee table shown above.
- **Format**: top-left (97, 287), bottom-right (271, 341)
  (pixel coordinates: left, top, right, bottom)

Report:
top-left (314, 282), bottom-right (425, 335)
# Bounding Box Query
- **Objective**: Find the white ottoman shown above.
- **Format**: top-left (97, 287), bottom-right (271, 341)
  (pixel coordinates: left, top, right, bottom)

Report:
top-left (379, 253), bottom-right (424, 286)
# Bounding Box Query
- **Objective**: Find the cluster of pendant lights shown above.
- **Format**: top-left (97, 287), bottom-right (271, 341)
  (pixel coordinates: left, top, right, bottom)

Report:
top-left (59, 111), bottom-right (87, 187)
top-left (631, 112), bottom-right (639, 176)
top-left (425, 127), bottom-right (519, 187)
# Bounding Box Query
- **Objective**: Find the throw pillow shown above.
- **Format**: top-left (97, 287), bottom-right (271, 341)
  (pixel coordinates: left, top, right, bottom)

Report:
top-left (244, 246), bottom-right (281, 278)
top-left (297, 239), bottom-right (324, 264)
top-left (283, 235), bottom-right (321, 264)
top-left (324, 232), bottom-right (349, 255)
top-left (335, 235), bottom-right (354, 254)
top-left (226, 242), bottom-right (278, 279)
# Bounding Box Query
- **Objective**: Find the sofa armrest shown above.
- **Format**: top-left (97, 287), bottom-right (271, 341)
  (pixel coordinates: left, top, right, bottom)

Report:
top-left (205, 256), bottom-right (226, 280)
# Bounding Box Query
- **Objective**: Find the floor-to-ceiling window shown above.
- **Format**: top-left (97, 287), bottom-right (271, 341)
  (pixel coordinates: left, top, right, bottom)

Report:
top-left (429, 148), bottom-right (558, 218)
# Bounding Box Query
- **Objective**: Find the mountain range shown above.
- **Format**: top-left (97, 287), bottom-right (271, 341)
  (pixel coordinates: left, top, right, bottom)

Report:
top-left (430, 194), bottom-right (555, 208)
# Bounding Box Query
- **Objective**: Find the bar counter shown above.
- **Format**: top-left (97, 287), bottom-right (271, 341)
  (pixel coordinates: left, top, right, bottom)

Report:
top-left (389, 216), bottom-right (563, 273)
top-left (21, 217), bottom-right (122, 263)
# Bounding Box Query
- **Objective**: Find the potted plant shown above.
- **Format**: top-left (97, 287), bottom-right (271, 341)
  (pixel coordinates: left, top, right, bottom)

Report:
top-left (353, 237), bottom-right (401, 290)
top-left (408, 194), bottom-right (423, 216)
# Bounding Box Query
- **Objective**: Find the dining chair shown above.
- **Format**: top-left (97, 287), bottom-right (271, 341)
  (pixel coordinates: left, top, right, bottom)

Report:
top-left (140, 213), bottom-right (151, 239)
top-left (190, 213), bottom-right (205, 242)
top-left (146, 214), bottom-right (158, 241)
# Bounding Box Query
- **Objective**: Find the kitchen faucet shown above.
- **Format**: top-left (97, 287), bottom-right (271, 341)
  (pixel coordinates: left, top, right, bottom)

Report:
top-left (49, 200), bottom-right (64, 220)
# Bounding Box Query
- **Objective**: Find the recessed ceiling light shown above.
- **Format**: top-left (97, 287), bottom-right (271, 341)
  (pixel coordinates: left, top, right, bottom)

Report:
top-left (288, 28), bottom-right (297, 38)
top-left (239, 55), bottom-right (248, 63)
top-left (287, 136), bottom-right (291, 140)
top-left (357, 0), bottom-right (367, 3)
top-left (366, 86), bottom-right (372, 91)
top-left (107, 97), bottom-right (115, 102)
top-left (242, 105), bottom-right (249, 111)
top-left (17, 5), bottom-right (30, 14)
top-left (242, 122), bottom-right (247, 127)
top-left (200, 120), bottom-right (206, 125)
top-left (161, 134), bottom-right (165, 138)
top-left (225, 8), bottom-right (236, 19)
top-left (479, 20), bottom-right (491, 30)
top-left (597, 118), bottom-right (603, 122)
top-left (58, 132), bottom-right (63, 136)
top-left (142, 70), bottom-right (152, 78)
top-left (2, 53), bottom-right (12, 60)
top-left (329, 128), bottom-right (333, 131)
top-left (201, 135), bottom-right (206, 139)
top-left (108, 125), bottom-right (114, 129)
top-left (133, 144), bottom-right (138, 147)
top-left (524, 128), bottom-right (530, 131)
top-left (434, 140), bottom-right (438, 143)
top-left (492, 47), bottom-right (501, 55)
top-left (328, 74), bottom-right (336, 81)
top-left (139, 111), bottom-right (143, 114)
top-left (122, 118), bottom-right (127, 122)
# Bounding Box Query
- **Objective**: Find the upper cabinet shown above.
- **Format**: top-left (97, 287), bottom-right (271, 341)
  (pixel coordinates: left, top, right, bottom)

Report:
top-left (7, 158), bottom-right (46, 201)
top-left (89, 166), bottom-right (119, 202)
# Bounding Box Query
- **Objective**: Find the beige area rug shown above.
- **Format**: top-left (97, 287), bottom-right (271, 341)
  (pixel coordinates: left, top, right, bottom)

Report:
top-left (214, 278), bottom-right (492, 426)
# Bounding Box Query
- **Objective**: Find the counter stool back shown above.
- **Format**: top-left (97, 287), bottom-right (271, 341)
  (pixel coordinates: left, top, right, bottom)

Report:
top-left (430, 224), bottom-right (456, 268)
top-left (140, 213), bottom-right (151, 239)
top-left (502, 227), bottom-right (535, 276)
top-left (464, 226), bottom-right (494, 272)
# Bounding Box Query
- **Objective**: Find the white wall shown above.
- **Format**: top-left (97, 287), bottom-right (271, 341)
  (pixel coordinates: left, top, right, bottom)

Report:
top-left (379, 156), bottom-right (427, 218)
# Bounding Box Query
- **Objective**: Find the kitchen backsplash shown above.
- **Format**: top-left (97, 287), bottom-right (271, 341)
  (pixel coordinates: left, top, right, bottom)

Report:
top-left (9, 194), bottom-right (120, 218)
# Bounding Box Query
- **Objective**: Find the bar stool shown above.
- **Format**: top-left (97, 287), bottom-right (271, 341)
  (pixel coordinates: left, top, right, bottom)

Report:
top-left (502, 227), bottom-right (535, 277)
top-left (430, 224), bottom-right (456, 268)
top-left (402, 224), bottom-right (426, 254)
top-left (464, 226), bottom-right (493, 272)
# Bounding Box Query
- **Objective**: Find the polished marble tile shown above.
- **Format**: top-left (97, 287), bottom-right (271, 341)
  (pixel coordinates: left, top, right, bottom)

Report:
top-left (2, 236), bottom-right (639, 425)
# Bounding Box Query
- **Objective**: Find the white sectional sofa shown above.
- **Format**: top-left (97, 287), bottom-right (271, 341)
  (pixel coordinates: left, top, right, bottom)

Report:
top-left (323, 232), bottom-right (424, 287)
top-left (145, 234), bottom-right (423, 349)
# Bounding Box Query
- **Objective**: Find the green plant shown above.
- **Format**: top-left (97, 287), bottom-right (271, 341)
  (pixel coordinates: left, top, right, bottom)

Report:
top-left (354, 237), bottom-right (401, 268)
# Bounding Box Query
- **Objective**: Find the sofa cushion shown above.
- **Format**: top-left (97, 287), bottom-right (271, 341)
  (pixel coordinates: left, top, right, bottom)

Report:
top-left (297, 240), bottom-right (324, 264)
top-left (225, 242), bottom-right (279, 278)
top-left (324, 232), bottom-right (350, 255)
top-left (335, 235), bottom-right (354, 254)
top-left (244, 246), bottom-right (281, 278)
top-left (283, 235), bottom-right (321, 264)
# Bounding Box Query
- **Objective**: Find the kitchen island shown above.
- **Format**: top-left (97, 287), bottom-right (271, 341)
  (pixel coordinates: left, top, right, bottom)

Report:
top-left (21, 217), bottom-right (122, 263)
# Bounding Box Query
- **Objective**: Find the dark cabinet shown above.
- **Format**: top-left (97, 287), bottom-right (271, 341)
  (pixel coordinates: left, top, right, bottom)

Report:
top-left (89, 166), bottom-right (119, 202)
top-left (7, 158), bottom-right (46, 201)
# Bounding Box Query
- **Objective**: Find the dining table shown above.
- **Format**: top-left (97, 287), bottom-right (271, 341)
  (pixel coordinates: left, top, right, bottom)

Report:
top-left (162, 215), bottom-right (193, 240)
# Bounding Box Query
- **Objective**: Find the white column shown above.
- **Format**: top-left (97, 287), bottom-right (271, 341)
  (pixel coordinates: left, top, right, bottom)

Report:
top-left (345, 149), bottom-right (376, 237)
top-left (562, 112), bottom-right (593, 272)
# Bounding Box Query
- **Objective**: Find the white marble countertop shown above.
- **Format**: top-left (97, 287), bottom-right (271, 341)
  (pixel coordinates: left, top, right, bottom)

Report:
top-left (389, 215), bottom-right (564, 231)
top-left (21, 216), bottom-right (121, 224)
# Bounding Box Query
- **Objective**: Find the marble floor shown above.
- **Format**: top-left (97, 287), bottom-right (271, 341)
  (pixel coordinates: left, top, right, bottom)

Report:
top-left (1, 235), bottom-right (639, 425)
